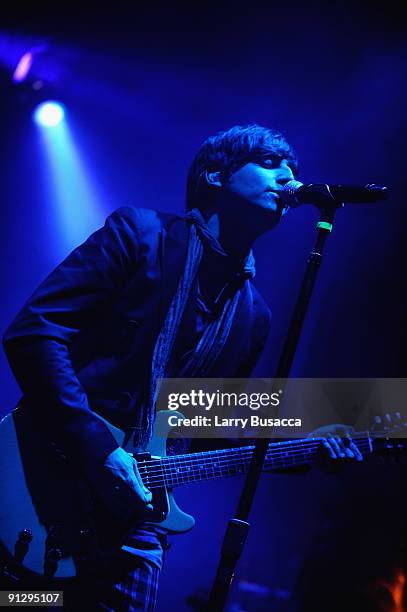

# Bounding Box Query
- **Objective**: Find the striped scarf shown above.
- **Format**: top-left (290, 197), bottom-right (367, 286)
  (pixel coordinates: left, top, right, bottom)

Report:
top-left (140, 208), bottom-right (255, 446)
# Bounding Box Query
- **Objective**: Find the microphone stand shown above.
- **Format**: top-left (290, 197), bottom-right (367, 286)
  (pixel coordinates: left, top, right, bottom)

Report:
top-left (207, 199), bottom-right (343, 611)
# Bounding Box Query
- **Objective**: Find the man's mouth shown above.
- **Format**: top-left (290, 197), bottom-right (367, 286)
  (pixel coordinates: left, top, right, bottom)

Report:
top-left (265, 189), bottom-right (280, 199)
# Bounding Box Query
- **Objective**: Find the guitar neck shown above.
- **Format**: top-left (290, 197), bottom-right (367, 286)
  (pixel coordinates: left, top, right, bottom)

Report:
top-left (141, 435), bottom-right (373, 490)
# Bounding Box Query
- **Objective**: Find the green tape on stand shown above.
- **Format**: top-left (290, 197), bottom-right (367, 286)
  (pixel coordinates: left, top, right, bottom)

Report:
top-left (317, 221), bottom-right (333, 232)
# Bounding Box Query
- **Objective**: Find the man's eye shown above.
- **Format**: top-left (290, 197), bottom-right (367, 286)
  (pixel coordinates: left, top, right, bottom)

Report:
top-left (259, 158), bottom-right (277, 168)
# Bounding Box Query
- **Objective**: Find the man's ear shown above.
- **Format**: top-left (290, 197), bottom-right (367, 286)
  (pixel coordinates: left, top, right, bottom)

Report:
top-left (204, 170), bottom-right (222, 188)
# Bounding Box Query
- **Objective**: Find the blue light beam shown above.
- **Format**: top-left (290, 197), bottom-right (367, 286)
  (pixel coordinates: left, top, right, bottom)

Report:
top-left (35, 111), bottom-right (107, 258)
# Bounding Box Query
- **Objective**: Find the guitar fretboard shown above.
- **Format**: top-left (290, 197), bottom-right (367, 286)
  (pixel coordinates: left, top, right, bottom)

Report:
top-left (138, 436), bottom-right (372, 490)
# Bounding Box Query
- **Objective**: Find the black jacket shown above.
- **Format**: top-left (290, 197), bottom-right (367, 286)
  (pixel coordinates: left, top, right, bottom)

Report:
top-left (3, 207), bottom-right (271, 465)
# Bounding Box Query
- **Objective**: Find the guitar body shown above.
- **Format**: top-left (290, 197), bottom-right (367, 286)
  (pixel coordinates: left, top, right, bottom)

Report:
top-left (0, 408), bottom-right (194, 579)
top-left (144, 412), bottom-right (195, 535)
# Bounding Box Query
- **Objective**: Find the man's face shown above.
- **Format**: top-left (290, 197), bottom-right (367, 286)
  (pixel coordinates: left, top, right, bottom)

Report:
top-left (223, 157), bottom-right (295, 218)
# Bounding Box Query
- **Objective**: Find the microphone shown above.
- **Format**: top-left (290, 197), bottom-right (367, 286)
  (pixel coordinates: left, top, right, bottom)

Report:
top-left (281, 180), bottom-right (389, 207)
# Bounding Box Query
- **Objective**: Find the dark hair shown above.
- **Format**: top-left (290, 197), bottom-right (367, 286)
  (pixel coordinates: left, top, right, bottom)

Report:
top-left (186, 124), bottom-right (298, 211)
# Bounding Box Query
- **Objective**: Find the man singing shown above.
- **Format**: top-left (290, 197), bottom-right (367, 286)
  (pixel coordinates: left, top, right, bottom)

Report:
top-left (2, 124), bottom-right (351, 610)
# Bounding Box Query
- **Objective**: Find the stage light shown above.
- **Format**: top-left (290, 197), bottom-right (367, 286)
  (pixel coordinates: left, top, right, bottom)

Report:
top-left (33, 101), bottom-right (65, 127)
top-left (12, 52), bottom-right (33, 83)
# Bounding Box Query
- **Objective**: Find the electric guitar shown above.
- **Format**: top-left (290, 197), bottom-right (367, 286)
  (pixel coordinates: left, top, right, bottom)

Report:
top-left (0, 407), bottom-right (403, 581)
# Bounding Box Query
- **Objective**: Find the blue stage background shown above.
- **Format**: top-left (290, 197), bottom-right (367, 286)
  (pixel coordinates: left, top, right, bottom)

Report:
top-left (1, 2), bottom-right (406, 609)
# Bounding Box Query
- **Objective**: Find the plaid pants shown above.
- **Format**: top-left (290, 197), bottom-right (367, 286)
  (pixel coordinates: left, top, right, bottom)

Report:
top-left (62, 553), bottom-right (161, 612)
top-left (96, 555), bottom-right (160, 612)
top-left (62, 533), bottom-right (165, 612)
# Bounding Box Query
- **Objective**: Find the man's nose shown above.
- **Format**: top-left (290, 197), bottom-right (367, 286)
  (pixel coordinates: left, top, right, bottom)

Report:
top-left (277, 159), bottom-right (294, 185)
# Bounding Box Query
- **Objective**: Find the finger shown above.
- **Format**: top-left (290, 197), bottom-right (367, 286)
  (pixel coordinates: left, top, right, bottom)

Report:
top-left (322, 438), bottom-right (336, 459)
top-left (128, 471), bottom-right (145, 497)
top-left (128, 471), bottom-right (151, 504)
top-left (335, 435), bottom-right (353, 459)
top-left (347, 438), bottom-right (363, 461)
top-left (131, 458), bottom-right (146, 490)
top-left (335, 435), bottom-right (351, 458)
top-left (329, 437), bottom-right (346, 459)
top-left (343, 445), bottom-right (355, 459)
top-left (131, 458), bottom-right (147, 490)
top-left (132, 459), bottom-right (153, 502)
top-left (113, 459), bottom-right (149, 503)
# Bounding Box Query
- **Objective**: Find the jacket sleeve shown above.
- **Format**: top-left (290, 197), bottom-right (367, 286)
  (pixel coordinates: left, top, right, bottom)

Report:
top-left (2, 207), bottom-right (141, 467)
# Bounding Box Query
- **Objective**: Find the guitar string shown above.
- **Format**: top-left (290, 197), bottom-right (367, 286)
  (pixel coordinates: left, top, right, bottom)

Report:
top-left (133, 433), bottom-right (371, 469)
top-left (138, 435), bottom-right (370, 472)
top-left (139, 440), bottom-right (371, 488)
top-left (143, 442), bottom-right (372, 490)
top-left (139, 442), bottom-right (329, 487)
top-left (144, 446), bottom-right (369, 484)
top-left (158, 441), bottom-right (371, 477)
top-left (137, 440), bottom-right (324, 485)
top-left (137, 437), bottom-right (371, 481)
top-left (140, 439), bottom-right (335, 482)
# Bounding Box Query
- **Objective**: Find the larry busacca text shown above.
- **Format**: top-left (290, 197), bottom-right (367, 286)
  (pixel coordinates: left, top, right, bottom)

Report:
top-left (167, 414), bottom-right (302, 429)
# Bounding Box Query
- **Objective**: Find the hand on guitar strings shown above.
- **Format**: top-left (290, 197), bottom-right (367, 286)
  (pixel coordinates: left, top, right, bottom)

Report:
top-left (87, 447), bottom-right (153, 520)
top-left (308, 424), bottom-right (363, 464)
